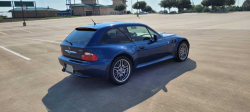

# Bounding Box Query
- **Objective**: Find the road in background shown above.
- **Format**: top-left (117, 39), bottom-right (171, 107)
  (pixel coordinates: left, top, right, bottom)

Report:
top-left (0, 12), bottom-right (250, 112)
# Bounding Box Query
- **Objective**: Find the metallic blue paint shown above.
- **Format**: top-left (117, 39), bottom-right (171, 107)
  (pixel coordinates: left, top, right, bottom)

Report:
top-left (59, 55), bottom-right (111, 77)
top-left (58, 22), bottom-right (189, 78)
top-left (136, 55), bottom-right (174, 68)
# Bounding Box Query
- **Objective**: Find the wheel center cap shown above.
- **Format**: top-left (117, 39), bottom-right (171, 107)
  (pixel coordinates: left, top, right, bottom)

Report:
top-left (119, 68), bottom-right (123, 72)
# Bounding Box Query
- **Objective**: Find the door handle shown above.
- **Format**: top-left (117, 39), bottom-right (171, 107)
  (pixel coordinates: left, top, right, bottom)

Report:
top-left (139, 46), bottom-right (145, 49)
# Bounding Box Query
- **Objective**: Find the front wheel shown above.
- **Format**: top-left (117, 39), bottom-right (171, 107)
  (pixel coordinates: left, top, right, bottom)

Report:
top-left (176, 41), bottom-right (189, 62)
top-left (109, 56), bottom-right (133, 85)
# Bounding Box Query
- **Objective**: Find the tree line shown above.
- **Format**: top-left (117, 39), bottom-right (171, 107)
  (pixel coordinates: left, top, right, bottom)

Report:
top-left (132, 1), bottom-right (157, 13)
top-left (114, 0), bottom-right (250, 14)
top-left (158, 0), bottom-right (249, 13)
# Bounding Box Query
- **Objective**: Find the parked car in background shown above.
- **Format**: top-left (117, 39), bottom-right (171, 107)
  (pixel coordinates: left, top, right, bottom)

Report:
top-left (139, 12), bottom-right (147, 14)
top-left (158, 11), bottom-right (163, 14)
top-left (170, 11), bottom-right (177, 14)
top-left (158, 10), bottom-right (168, 14)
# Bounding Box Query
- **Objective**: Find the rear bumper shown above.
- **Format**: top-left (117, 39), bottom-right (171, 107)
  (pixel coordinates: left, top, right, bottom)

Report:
top-left (58, 55), bottom-right (111, 77)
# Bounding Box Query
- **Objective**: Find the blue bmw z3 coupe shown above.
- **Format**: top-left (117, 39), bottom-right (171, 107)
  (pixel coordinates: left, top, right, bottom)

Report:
top-left (59, 22), bottom-right (189, 84)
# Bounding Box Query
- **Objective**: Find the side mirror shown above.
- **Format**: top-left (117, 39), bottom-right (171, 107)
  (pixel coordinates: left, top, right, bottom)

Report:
top-left (153, 34), bottom-right (158, 42)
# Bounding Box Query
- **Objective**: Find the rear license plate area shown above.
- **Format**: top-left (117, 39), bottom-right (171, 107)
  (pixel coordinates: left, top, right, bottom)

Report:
top-left (66, 64), bottom-right (74, 73)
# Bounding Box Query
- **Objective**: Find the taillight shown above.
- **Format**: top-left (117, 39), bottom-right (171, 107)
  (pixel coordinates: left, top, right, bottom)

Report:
top-left (61, 49), bottom-right (64, 55)
top-left (81, 52), bottom-right (98, 61)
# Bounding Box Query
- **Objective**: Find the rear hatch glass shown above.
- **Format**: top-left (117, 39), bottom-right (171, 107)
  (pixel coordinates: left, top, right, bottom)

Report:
top-left (61, 28), bottom-right (96, 60)
top-left (64, 29), bottom-right (96, 45)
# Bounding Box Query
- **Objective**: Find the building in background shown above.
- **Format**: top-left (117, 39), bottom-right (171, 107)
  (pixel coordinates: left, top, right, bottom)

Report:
top-left (9, 7), bottom-right (59, 18)
top-left (72, 0), bottom-right (127, 16)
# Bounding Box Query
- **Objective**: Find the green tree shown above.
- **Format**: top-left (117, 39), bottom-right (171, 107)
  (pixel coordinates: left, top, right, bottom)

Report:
top-left (225, 0), bottom-right (235, 6)
top-left (142, 6), bottom-right (153, 12)
top-left (227, 6), bottom-right (237, 11)
top-left (159, 0), bottom-right (176, 12)
top-left (160, 10), bottom-right (169, 13)
top-left (114, 3), bottom-right (126, 14)
top-left (189, 5), bottom-right (195, 12)
top-left (213, 6), bottom-right (223, 12)
top-left (149, 9), bottom-right (157, 13)
top-left (242, 0), bottom-right (250, 11)
top-left (222, 0), bottom-right (235, 12)
top-left (194, 4), bottom-right (204, 12)
top-left (201, 0), bottom-right (225, 12)
top-left (236, 6), bottom-right (243, 11)
top-left (212, 0), bottom-right (226, 6)
top-left (132, 1), bottom-right (147, 12)
top-left (203, 7), bottom-right (211, 12)
top-left (0, 15), bottom-right (7, 18)
top-left (127, 10), bottom-right (131, 14)
top-left (159, 0), bottom-right (168, 13)
top-left (212, 0), bottom-right (226, 12)
top-left (176, 0), bottom-right (192, 13)
top-left (163, 10), bottom-right (168, 13)
top-left (226, 5), bottom-right (242, 11)
top-left (201, 0), bottom-right (211, 7)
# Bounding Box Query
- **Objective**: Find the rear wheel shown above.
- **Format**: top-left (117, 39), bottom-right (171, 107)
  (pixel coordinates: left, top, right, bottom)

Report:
top-left (176, 41), bottom-right (189, 62)
top-left (109, 56), bottom-right (133, 85)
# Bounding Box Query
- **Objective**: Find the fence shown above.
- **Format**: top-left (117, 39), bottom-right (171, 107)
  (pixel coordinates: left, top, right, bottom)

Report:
top-left (12, 11), bottom-right (57, 18)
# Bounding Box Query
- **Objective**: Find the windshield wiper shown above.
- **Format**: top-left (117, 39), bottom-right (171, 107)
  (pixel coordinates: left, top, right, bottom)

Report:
top-left (65, 40), bottom-right (73, 45)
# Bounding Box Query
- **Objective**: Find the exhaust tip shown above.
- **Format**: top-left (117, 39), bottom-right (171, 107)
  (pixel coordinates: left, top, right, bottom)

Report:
top-left (62, 68), bottom-right (66, 72)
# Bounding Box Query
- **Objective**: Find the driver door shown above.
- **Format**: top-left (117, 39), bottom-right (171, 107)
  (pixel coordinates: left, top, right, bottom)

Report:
top-left (126, 26), bottom-right (167, 65)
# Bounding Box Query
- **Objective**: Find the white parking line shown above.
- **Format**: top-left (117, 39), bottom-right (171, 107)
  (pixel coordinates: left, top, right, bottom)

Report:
top-left (40, 28), bottom-right (52, 31)
top-left (4, 42), bottom-right (41, 47)
top-left (0, 31), bottom-right (7, 35)
top-left (25, 38), bottom-right (61, 44)
top-left (20, 29), bottom-right (33, 33)
top-left (0, 46), bottom-right (31, 60)
top-left (0, 37), bottom-right (9, 39)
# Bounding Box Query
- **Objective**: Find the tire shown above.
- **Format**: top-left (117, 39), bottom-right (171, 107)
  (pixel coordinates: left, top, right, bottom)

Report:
top-left (175, 41), bottom-right (189, 62)
top-left (109, 56), bottom-right (133, 85)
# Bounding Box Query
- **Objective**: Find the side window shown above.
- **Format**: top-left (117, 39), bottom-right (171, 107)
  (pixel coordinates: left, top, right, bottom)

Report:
top-left (147, 28), bottom-right (161, 38)
top-left (118, 27), bottom-right (131, 40)
top-left (100, 28), bottom-right (131, 44)
top-left (126, 26), bottom-right (152, 42)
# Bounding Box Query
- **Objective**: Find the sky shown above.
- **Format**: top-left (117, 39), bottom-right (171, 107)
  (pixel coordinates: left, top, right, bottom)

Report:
top-left (0, 0), bottom-right (245, 17)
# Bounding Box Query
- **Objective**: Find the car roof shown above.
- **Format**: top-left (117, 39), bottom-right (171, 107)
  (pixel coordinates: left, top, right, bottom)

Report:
top-left (79, 22), bottom-right (146, 29)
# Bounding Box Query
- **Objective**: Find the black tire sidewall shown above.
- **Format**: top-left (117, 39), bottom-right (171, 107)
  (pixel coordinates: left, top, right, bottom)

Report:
top-left (109, 56), bottom-right (133, 85)
top-left (176, 41), bottom-right (189, 62)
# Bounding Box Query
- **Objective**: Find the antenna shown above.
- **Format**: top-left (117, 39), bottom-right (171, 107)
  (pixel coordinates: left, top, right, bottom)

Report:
top-left (89, 16), bottom-right (96, 25)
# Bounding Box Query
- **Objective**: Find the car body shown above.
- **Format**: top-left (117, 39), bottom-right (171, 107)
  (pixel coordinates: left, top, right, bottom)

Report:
top-left (58, 22), bottom-right (189, 84)
top-left (139, 12), bottom-right (147, 14)
top-left (158, 11), bottom-right (163, 14)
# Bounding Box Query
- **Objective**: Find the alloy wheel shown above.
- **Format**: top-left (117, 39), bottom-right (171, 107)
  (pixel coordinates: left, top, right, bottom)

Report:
top-left (179, 43), bottom-right (189, 61)
top-left (113, 59), bottom-right (131, 83)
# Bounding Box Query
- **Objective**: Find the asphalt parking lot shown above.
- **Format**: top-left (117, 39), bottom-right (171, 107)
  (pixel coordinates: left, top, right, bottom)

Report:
top-left (0, 12), bottom-right (250, 112)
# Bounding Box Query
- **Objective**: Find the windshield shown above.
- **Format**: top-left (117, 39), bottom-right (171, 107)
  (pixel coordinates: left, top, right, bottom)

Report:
top-left (65, 30), bottom-right (96, 45)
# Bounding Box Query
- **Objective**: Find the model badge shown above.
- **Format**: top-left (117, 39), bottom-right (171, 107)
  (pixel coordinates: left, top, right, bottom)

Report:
top-left (65, 50), bottom-right (76, 54)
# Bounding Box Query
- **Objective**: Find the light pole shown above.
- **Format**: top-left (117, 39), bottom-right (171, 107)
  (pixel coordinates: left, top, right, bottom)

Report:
top-left (137, 0), bottom-right (138, 17)
top-left (34, 1), bottom-right (37, 18)
top-left (70, 0), bottom-right (72, 17)
top-left (131, 0), bottom-right (132, 13)
top-left (20, 0), bottom-right (26, 26)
